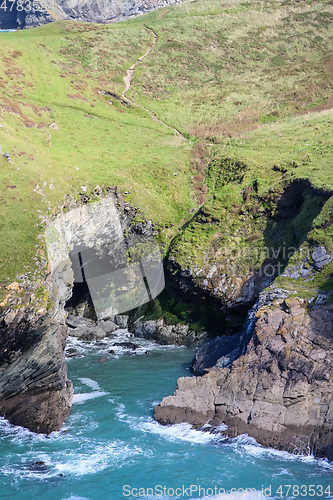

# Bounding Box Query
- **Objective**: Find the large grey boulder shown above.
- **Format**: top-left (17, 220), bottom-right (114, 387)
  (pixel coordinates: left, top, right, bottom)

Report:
top-left (66, 314), bottom-right (93, 329)
top-left (98, 320), bottom-right (118, 335)
top-left (114, 315), bottom-right (129, 328)
top-left (69, 325), bottom-right (106, 340)
top-left (312, 246), bottom-right (332, 270)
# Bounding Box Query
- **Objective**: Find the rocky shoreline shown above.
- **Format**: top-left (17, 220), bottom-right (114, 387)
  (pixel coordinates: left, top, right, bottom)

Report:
top-left (0, 191), bottom-right (206, 433)
top-left (1, 185), bottom-right (333, 464)
top-left (155, 288), bottom-right (333, 459)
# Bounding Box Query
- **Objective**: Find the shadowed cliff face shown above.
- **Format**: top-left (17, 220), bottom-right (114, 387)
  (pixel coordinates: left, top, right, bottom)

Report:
top-left (0, 258), bottom-right (74, 433)
top-left (0, 193), bottom-right (162, 433)
top-left (154, 297), bottom-right (333, 459)
top-left (0, 318), bottom-right (73, 433)
top-left (0, 197), bottom-right (124, 433)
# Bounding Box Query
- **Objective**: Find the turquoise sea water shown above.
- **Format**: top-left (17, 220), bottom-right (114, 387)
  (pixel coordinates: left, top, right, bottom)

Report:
top-left (0, 330), bottom-right (332, 500)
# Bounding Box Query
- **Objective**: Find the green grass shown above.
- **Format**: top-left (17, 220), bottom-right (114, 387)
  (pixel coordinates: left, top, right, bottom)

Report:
top-left (0, 21), bottom-right (195, 282)
top-left (0, 0), bottom-right (333, 291)
top-left (129, 0), bottom-right (333, 139)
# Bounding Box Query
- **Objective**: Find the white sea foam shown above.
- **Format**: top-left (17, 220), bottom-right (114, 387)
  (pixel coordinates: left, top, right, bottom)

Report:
top-left (66, 328), bottom-right (184, 360)
top-left (78, 377), bottom-right (102, 391)
top-left (192, 492), bottom-right (266, 500)
top-left (122, 411), bottom-right (227, 445)
top-left (228, 433), bottom-right (329, 466)
top-left (62, 496), bottom-right (90, 500)
top-left (1, 439), bottom-right (145, 480)
top-left (115, 403), bottom-right (333, 472)
top-left (114, 402), bottom-right (226, 444)
top-left (72, 391), bottom-right (107, 404)
top-left (0, 416), bottom-right (69, 444)
top-left (53, 441), bottom-right (144, 476)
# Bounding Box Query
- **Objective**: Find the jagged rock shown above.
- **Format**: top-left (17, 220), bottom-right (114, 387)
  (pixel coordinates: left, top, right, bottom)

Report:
top-left (66, 347), bottom-right (78, 358)
top-left (190, 332), bottom-right (243, 376)
top-left (133, 318), bottom-right (206, 346)
top-left (134, 320), bottom-right (157, 338)
top-left (97, 357), bottom-right (109, 363)
top-left (113, 315), bottom-right (129, 328)
top-left (0, 253), bottom-right (74, 434)
top-left (300, 266), bottom-right (312, 279)
top-left (154, 373), bottom-right (220, 427)
top-left (0, 313), bottom-right (73, 434)
top-left (155, 299), bottom-right (333, 459)
top-left (312, 246), bottom-right (332, 270)
top-left (98, 319), bottom-right (118, 334)
top-left (66, 314), bottom-right (93, 329)
top-left (22, 0), bottom-right (185, 28)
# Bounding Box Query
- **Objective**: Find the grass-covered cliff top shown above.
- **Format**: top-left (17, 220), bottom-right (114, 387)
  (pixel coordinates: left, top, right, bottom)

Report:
top-left (0, 0), bottom-right (332, 285)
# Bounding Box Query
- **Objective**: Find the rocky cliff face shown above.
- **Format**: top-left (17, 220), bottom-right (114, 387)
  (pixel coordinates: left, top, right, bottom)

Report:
top-left (0, 261), bottom-right (74, 433)
top-left (155, 293), bottom-right (333, 459)
top-left (21, 0), bottom-right (184, 28)
top-left (0, 194), bottom-right (130, 433)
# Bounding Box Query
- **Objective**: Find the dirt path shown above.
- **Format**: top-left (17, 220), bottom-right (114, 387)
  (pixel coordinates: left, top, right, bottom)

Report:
top-left (122, 28), bottom-right (158, 98)
top-left (122, 27), bottom-right (185, 139)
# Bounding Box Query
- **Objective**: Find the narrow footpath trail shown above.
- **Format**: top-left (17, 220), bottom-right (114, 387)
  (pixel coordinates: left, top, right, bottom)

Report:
top-left (122, 27), bottom-right (185, 139)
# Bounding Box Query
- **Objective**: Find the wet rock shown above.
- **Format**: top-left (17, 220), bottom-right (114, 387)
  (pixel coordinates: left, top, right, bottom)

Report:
top-left (66, 348), bottom-right (78, 358)
top-left (113, 315), bottom-right (128, 328)
top-left (113, 341), bottom-right (139, 350)
top-left (98, 319), bottom-right (118, 334)
top-left (30, 461), bottom-right (48, 472)
top-left (97, 357), bottom-right (109, 363)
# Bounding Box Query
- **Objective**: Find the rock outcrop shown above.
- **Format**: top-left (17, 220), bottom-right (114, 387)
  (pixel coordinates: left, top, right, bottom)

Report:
top-left (0, 195), bottom-right (128, 433)
top-left (133, 318), bottom-right (207, 346)
top-left (155, 297), bottom-right (333, 459)
top-left (0, 258), bottom-right (74, 433)
top-left (16, 0), bottom-right (185, 29)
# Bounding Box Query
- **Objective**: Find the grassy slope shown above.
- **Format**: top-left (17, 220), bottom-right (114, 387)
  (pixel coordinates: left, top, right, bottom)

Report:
top-left (0, 21), bottom-right (194, 283)
top-left (0, 0), bottom-right (332, 295)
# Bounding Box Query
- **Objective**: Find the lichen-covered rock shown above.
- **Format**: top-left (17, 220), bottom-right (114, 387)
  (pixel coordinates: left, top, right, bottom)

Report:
top-left (155, 299), bottom-right (333, 459)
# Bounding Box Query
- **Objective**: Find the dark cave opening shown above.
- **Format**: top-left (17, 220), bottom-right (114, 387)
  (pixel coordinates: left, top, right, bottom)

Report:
top-left (64, 248), bottom-right (97, 321)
